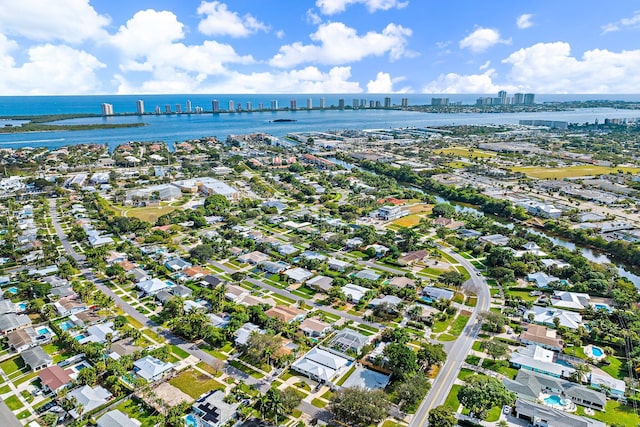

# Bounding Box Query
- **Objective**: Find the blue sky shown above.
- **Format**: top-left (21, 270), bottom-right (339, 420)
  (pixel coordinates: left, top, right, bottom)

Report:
top-left (1, 0), bottom-right (640, 94)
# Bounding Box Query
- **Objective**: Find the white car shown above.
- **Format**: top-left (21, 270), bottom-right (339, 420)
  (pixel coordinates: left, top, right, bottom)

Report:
top-left (503, 405), bottom-right (511, 415)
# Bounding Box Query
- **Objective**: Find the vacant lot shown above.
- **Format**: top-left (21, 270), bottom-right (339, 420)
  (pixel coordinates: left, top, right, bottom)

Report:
top-left (511, 165), bottom-right (640, 179)
top-left (392, 214), bottom-right (424, 228)
top-left (123, 206), bottom-right (178, 223)
top-left (436, 147), bottom-right (496, 159)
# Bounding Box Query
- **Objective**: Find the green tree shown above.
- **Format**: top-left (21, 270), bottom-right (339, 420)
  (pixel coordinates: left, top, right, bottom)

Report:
top-left (481, 340), bottom-right (509, 360)
top-left (76, 366), bottom-right (97, 386)
top-left (417, 342), bottom-right (447, 369)
top-left (329, 387), bottom-right (390, 427)
top-left (204, 194), bottom-right (231, 215)
top-left (440, 270), bottom-right (465, 287)
top-left (279, 388), bottom-right (303, 414)
top-left (432, 203), bottom-right (456, 218)
top-left (189, 244), bottom-right (216, 263)
top-left (395, 373), bottom-right (431, 411)
top-left (457, 375), bottom-right (515, 419)
top-left (428, 405), bottom-right (457, 427)
top-left (383, 342), bottom-right (418, 380)
top-left (479, 311), bottom-right (508, 333)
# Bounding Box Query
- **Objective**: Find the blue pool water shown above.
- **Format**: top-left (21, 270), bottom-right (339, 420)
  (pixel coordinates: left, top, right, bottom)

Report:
top-left (37, 327), bottom-right (51, 335)
top-left (184, 414), bottom-right (197, 427)
top-left (591, 346), bottom-right (604, 357)
top-left (59, 321), bottom-right (74, 331)
top-left (165, 280), bottom-right (175, 287)
top-left (18, 303), bottom-right (27, 311)
top-left (74, 335), bottom-right (86, 341)
top-left (74, 363), bottom-right (88, 371)
top-left (544, 395), bottom-right (565, 407)
top-left (421, 296), bottom-right (433, 303)
top-left (8, 287), bottom-right (18, 294)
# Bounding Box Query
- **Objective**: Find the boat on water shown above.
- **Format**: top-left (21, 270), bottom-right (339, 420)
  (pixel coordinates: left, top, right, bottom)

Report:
top-left (269, 118), bottom-right (297, 123)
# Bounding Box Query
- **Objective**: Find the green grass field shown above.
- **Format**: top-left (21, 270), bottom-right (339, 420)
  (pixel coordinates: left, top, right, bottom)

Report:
top-left (443, 384), bottom-right (462, 412)
top-left (169, 369), bottom-right (225, 399)
top-left (4, 395), bottom-right (23, 411)
top-left (0, 357), bottom-right (24, 375)
top-left (448, 314), bottom-right (471, 337)
top-left (578, 400), bottom-right (640, 426)
top-left (511, 165), bottom-right (640, 179)
top-left (117, 398), bottom-right (157, 427)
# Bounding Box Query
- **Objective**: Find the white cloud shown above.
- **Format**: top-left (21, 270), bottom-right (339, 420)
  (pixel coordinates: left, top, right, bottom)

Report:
top-left (116, 66), bottom-right (363, 94)
top-left (366, 71), bottom-right (409, 93)
top-left (459, 27), bottom-right (511, 53)
top-left (422, 69), bottom-right (509, 94)
top-left (503, 42), bottom-right (640, 93)
top-left (516, 14), bottom-right (534, 29)
top-left (602, 11), bottom-right (640, 34)
top-left (197, 1), bottom-right (269, 37)
top-left (110, 9), bottom-right (253, 75)
top-left (306, 9), bottom-right (323, 25)
top-left (276, 30), bottom-right (286, 39)
top-left (270, 22), bottom-right (412, 67)
top-left (479, 60), bottom-right (491, 70)
top-left (316, 0), bottom-right (408, 15)
top-left (0, 0), bottom-right (110, 43)
top-left (0, 36), bottom-right (105, 95)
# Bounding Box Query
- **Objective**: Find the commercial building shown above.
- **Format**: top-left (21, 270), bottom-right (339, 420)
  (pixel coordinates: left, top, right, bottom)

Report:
top-left (212, 99), bottom-right (220, 113)
top-left (101, 103), bottom-right (113, 116)
top-left (136, 100), bottom-right (144, 115)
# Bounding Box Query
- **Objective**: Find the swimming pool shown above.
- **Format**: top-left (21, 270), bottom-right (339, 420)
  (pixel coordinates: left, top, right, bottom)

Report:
top-left (591, 346), bottom-right (604, 357)
top-left (165, 280), bottom-right (175, 287)
top-left (421, 296), bottom-right (433, 303)
top-left (184, 414), bottom-right (197, 427)
top-left (74, 363), bottom-right (88, 371)
top-left (59, 321), bottom-right (74, 331)
top-left (544, 395), bottom-right (568, 408)
top-left (8, 286), bottom-right (18, 294)
top-left (74, 335), bottom-right (86, 341)
top-left (37, 327), bottom-right (52, 335)
top-left (17, 303), bottom-right (27, 311)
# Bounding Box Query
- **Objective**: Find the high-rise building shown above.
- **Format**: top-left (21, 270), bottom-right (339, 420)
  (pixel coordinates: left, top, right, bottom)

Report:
top-left (246, 101), bottom-right (252, 111)
top-left (524, 93), bottom-right (535, 105)
top-left (212, 99), bottom-right (220, 113)
top-left (154, 105), bottom-right (161, 114)
top-left (338, 99), bottom-right (345, 109)
top-left (319, 97), bottom-right (326, 109)
top-left (401, 98), bottom-right (408, 107)
top-left (431, 98), bottom-right (449, 106)
top-left (498, 90), bottom-right (507, 105)
top-left (136, 100), bottom-right (144, 115)
top-left (513, 93), bottom-right (524, 104)
top-left (228, 100), bottom-right (235, 112)
top-left (258, 103), bottom-right (264, 110)
top-left (194, 106), bottom-right (203, 113)
top-left (175, 104), bottom-right (182, 113)
top-left (271, 99), bottom-right (279, 110)
top-left (165, 104), bottom-right (171, 113)
top-left (360, 99), bottom-right (366, 108)
top-left (375, 100), bottom-right (381, 108)
top-left (307, 98), bottom-right (313, 109)
top-left (352, 99), bottom-right (359, 109)
top-left (101, 103), bottom-right (113, 116)
top-left (290, 99), bottom-right (297, 110)
top-left (384, 97), bottom-right (391, 108)
top-left (186, 100), bottom-right (192, 113)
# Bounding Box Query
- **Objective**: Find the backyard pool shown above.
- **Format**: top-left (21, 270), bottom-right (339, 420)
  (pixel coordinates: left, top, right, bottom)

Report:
top-left (73, 363), bottom-right (88, 371)
top-left (544, 395), bottom-right (566, 407)
top-left (8, 286), bottom-right (18, 294)
top-left (17, 302), bottom-right (27, 311)
top-left (165, 280), bottom-right (175, 287)
top-left (74, 335), bottom-right (86, 341)
top-left (59, 321), bottom-right (74, 331)
top-left (592, 347), bottom-right (604, 357)
top-left (421, 296), bottom-right (433, 303)
top-left (37, 327), bottom-right (53, 335)
top-left (584, 344), bottom-right (606, 362)
top-left (184, 414), bottom-right (197, 427)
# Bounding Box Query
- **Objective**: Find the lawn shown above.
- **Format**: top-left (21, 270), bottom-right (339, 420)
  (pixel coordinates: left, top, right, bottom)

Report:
top-left (579, 399), bottom-right (640, 426)
top-left (228, 360), bottom-right (264, 379)
top-left (481, 359), bottom-right (518, 379)
top-left (437, 147), bottom-right (496, 159)
top-left (599, 355), bottom-right (625, 380)
top-left (511, 165), bottom-right (640, 179)
top-left (466, 296), bottom-right (478, 307)
top-left (485, 405), bottom-right (502, 422)
top-left (16, 410), bottom-right (31, 420)
top-left (13, 371), bottom-right (38, 386)
top-left (505, 288), bottom-right (539, 302)
top-left (169, 369), bottom-right (225, 399)
top-left (117, 398), bottom-right (158, 427)
top-left (431, 317), bottom-right (450, 333)
top-left (170, 345), bottom-right (190, 359)
top-left (457, 368), bottom-right (475, 381)
top-left (4, 395), bottom-right (23, 411)
top-left (465, 355), bottom-right (481, 366)
top-left (449, 313), bottom-right (471, 337)
top-left (443, 384), bottom-right (462, 412)
top-left (197, 362), bottom-right (222, 377)
top-left (0, 357), bottom-right (25, 375)
top-left (125, 316), bottom-right (144, 329)
top-left (123, 206), bottom-right (178, 223)
top-left (335, 366), bottom-right (356, 386)
top-left (391, 214), bottom-right (423, 228)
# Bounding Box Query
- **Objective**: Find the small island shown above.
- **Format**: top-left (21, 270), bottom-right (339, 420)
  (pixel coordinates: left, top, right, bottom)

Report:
top-left (0, 113), bottom-right (146, 134)
top-left (270, 118), bottom-right (297, 123)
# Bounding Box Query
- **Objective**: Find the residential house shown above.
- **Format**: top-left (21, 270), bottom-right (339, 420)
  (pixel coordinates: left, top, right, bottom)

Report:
top-left (397, 250), bottom-right (430, 266)
top-left (22, 346), bottom-right (53, 371)
top-left (7, 327), bottom-right (50, 352)
top-left (510, 345), bottom-right (574, 379)
top-left (191, 390), bottom-right (240, 427)
top-left (0, 313), bottom-right (31, 334)
top-left (422, 286), bottom-right (454, 301)
top-left (97, 410), bottom-right (141, 427)
top-left (129, 268), bottom-right (150, 283)
top-left (479, 234), bottom-right (510, 246)
top-left (165, 258), bottom-right (192, 272)
top-left (300, 251), bottom-right (327, 262)
top-left (388, 276), bottom-right (416, 289)
top-left (328, 258), bottom-right (350, 272)
top-left (526, 272), bottom-right (562, 288)
top-left (234, 322), bottom-right (263, 346)
top-left (67, 385), bottom-right (113, 419)
top-left (38, 365), bottom-right (74, 394)
top-left (224, 285), bottom-right (249, 302)
top-left (155, 290), bottom-right (173, 305)
top-left (329, 328), bottom-right (370, 353)
top-left (265, 306), bottom-right (306, 323)
top-left (278, 244), bottom-right (299, 256)
top-left (354, 269), bottom-right (381, 281)
top-left (505, 369), bottom-right (606, 411)
top-left (109, 338), bottom-right (142, 360)
top-left (291, 346), bottom-right (352, 383)
top-left (54, 295), bottom-right (88, 317)
top-left (261, 261), bottom-right (290, 274)
top-left (137, 278), bottom-right (170, 296)
top-left (171, 285), bottom-right (193, 299)
top-left (433, 217), bottom-right (464, 229)
top-left (525, 306), bottom-right (583, 330)
top-left (590, 372), bottom-right (626, 398)
top-left (541, 259), bottom-right (571, 270)
top-left (365, 244), bottom-right (389, 257)
top-left (133, 356), bottom-right (173, 382)
top-left (202, 275), bottom-right (224, 288)
top-left (374, 205), bottom-right (408, 221)
top-left (78, 322), bottom-right (118, 345)
top-left (0, 300), bottom-right (15, 314)
top-left (518, 324), bottom-right (563, 352)
top-left (513, 399), bottom-right (606, 427)
top-left (299, 318), bottom-right (332, 337)
top-left (369, 295), bottom-right (403, 309)
top-left (237, 251), bottom-right (269, 265)
top-left (551, 291), bottom-right (590, 310)
top-left (306, 275), bottom-right (334, 292)
top-left (345, 237), bottom-right (363, 249)
top-left (284, 267), bottom-right (313, 283)
top-left (183, 266), bottom-right (206, 280)
top-left (342, 283), bottom-right (369, 303)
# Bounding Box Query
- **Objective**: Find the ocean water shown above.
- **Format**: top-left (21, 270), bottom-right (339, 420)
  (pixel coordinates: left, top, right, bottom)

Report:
top-left (1, 94), bottom-right (640, 150)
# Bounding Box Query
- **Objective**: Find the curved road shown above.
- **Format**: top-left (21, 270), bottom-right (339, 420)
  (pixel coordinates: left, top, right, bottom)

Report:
top-left (409, 247), bottom-right (491, 427)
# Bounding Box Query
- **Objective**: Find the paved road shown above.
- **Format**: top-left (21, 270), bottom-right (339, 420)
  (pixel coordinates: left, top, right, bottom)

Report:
top-left (0, 400), bottom-right (21, 427)
top-left (409, 248), bottom-right (491, 427)
top-left (49, 198), bottom-right (85, 263)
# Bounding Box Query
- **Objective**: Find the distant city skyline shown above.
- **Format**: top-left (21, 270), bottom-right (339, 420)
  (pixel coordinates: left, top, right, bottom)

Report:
top-left (1, 1), bottom-right (640, 95)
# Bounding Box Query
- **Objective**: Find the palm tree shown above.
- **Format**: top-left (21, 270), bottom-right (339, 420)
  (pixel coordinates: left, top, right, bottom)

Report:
top-left (266, 389), bottom-right (285, 426)
top-left (571, 363), bottom-right (591, 385)
top-left (254, 393), bottom-right (269, 419)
